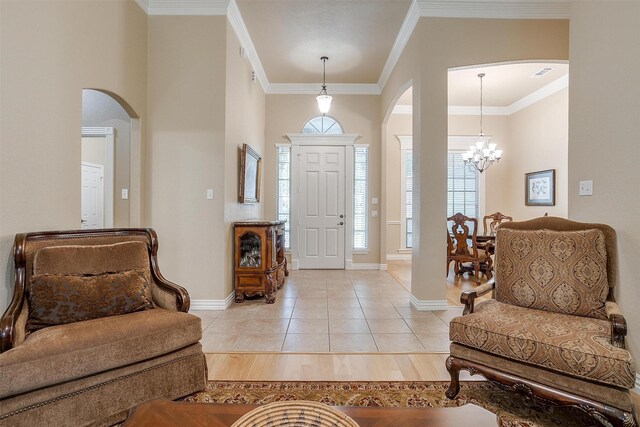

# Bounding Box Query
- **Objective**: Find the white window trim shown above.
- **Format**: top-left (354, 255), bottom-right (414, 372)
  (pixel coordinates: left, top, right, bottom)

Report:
top-left (285, 133), bottom-right (361, 270)
top-left (447, 135), bottom-right (486, 220)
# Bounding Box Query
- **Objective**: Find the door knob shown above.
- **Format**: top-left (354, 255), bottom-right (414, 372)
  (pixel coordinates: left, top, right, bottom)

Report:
top-left (339, 214), bottom-right (344, 218)
top-left (338, 222), bottom-right (344, 225)
top-left (81, 219), bottom-right (87, 223)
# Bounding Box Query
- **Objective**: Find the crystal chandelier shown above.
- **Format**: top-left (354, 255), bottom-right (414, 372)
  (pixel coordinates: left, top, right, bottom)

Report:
top-left (463, 73), bottom-right (502, 173)
top-left (316, 56), bottom-right (332, 114)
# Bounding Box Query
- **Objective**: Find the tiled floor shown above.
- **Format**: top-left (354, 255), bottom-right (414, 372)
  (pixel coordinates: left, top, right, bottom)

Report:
top-left (192, 269), bottom-right (463, 353)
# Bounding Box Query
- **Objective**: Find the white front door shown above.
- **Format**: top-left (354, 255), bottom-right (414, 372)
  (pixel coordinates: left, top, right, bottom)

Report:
top-left (81, 162), bottom-right (104, 229)
top-left (298, 146), bottom-right (345, 269)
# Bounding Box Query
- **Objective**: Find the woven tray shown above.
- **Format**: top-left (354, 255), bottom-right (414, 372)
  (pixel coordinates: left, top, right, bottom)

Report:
top-left (231, 400), bottom-right (360, 427)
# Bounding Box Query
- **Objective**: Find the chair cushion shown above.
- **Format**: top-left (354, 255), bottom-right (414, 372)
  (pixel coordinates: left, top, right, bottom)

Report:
top-left (449, 300), bottom-right (636, 389)
top-left (0, 308), bottom-right (202, 398)
top-left (495, 228), bottom-right (609, 319)
top-left (26, 242), bottom-right (155, 333)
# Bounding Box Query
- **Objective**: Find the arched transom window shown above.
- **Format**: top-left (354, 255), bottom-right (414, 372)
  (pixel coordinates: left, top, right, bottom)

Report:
top-left (302, 115), bottom-right (343, 134)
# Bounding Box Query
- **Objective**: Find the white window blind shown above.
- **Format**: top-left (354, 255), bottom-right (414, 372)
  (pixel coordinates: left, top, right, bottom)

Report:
top-left (354, 146), bottom-right (368, 250)
top-left (404, 151), bottom-right (413, 248)
top-left (447, 151), bottom-right (479, 232)
top-left (276, 146), bottom-right (291, 249)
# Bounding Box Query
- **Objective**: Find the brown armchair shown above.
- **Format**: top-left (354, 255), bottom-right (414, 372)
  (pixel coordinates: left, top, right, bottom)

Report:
top-left (447, 213), bottom-right (493, 285)
top-left (445, 217), bottom-right (637, 427)
top-left (0, 228), bottom-right (207, 426)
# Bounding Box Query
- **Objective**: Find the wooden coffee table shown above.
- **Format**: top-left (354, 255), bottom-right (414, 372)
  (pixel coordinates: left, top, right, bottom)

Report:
top-left (124, 398), bottom-right (497, 426)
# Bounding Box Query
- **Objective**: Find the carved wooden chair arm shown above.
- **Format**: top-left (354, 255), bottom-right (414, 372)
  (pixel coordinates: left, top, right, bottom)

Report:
top-left (605, 301), bottom-right (627, 348)
top-left (460, 278), bottom-right (495, 315)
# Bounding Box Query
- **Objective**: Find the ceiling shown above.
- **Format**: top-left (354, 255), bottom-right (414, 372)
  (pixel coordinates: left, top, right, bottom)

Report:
top-left (236, 0), bottom-right (411, 84)
top-left (396, 62), bottom-right (569, 108)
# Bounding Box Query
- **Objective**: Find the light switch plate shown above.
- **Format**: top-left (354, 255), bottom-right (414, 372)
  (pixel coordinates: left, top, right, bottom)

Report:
top-left (579, 180), bottom-right (593, 196)
top-left (371, 210), bottom-right (378, 217)
top-left (372, 197), bottom-right (379, 205)
top-left (121, 189), bottom-right (129, 200)
top-left (206, 189), bottom-right (214, 200)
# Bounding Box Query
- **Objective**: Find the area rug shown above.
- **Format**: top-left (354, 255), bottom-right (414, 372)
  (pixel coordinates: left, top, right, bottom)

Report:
top-left (182, 381), bottom-right (598, 426)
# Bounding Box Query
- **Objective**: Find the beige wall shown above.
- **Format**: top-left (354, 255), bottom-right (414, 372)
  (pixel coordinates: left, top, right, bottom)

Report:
top-left (381, 18), bottom-right (569, 301)
top-left (224, 25), bottom-right (266, 296)
top-left (264, 95), bottom-right (381, 265)
top-left (146, 16), bottom-right (228, 301)
top-left (0, 0), bottom-right (148, 310)
top-left (568, 0), bottom-right (640, 363)
top-left (505, 88), bottom-right (568, 219)
top-left (81, 137), bottom-right (106, 167)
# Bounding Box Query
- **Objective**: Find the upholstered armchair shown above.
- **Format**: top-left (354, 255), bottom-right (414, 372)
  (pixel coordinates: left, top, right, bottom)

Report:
top-left (0, 228), bottom-right (207, 426)
top-left (446, 217), bottom-right (637, 427)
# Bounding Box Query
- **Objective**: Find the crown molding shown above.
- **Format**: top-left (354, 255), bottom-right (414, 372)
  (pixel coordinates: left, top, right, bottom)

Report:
top-left (144, 0), bottom-right (230, 15)
top-left (448, 106), bottom-right (511, 115)
top-left (267, 83), bottom-right (380, 96)
top-left (134, 0), bottom-right (149, 14)
top-left (416, 0), bottom-right (570, 19)
top-left (227, 0), bottom-right (268, 92)
top-left (377, 0), bottom-right (420, 90)
top-left (507, 73), bottom-right (568, 114)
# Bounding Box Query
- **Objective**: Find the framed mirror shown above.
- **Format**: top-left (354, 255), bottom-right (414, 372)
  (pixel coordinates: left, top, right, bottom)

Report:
top-left (239, 143), bottom-right (261, 204)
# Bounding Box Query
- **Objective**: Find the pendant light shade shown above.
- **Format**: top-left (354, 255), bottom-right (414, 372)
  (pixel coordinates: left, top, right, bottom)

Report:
top-left (316, 56), bottom-right (332, 114)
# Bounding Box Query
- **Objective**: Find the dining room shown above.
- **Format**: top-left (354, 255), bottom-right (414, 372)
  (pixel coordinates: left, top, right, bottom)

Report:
top-left (385, 62), bottom-right (569, 303)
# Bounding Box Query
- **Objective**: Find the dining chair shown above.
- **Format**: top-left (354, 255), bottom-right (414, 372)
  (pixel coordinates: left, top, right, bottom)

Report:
top-left (447, 213), bottom-right (493, 285)
top-left (482, 212), bottom-right (513, 236)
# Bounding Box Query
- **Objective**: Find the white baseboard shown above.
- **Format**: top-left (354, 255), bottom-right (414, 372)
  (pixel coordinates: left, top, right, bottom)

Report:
top-left (190, 292), bottom-right (234, 310)
top-left (635, 373), bottom-right (640, 394)
top-left (379, 263), bottom-right (387, 271)
top-left (386, 254), bottom-right (412, 260)
top-left (346, 260), bottom-right (384, 270)
top-left (410, 296), bottom-right (448, 311)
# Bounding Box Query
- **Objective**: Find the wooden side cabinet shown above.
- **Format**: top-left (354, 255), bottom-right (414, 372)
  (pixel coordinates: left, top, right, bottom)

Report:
top-left (233, 220), bottom-right (288, 304)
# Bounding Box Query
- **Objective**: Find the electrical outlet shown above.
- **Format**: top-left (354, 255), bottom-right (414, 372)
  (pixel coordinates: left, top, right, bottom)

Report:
top-left (372, 197), bottom-right (379, 205)
top-left (579, 180), bottom-right (593, 196)
top-left (206, 189), bottom-right (214, 200)
top-left (371, 210), bottom-right (378, 218)
top-left (121, 189), bottom-right (128, 200)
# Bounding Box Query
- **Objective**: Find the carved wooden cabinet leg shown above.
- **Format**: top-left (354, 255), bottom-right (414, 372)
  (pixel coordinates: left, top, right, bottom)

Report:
top-left (284, 257), bottom-right (289, 276)
top-left (445, 356), bottom-right (462, 399)
top-left (235, 291), bottom-right (245, 303)
top-left (264, 272), bottom-right (276, 304)
top-left (587, 407), bottom-right (638, 427)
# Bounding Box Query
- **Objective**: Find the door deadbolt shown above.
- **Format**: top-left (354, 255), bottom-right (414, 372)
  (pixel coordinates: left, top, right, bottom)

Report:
top-left (339, 214), bottom-right (344, 218)
top-left (338, 222), bottom-right (344, 225)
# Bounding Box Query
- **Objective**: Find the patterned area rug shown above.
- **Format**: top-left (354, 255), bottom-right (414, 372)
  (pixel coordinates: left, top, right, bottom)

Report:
top-left (182, 381), bottom-right (598, 426)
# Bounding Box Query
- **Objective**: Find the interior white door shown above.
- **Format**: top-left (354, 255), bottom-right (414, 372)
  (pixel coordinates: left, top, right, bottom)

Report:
top-left (81, 162), bottom-right (104, 229)
top-left (298, 146), bottom-right (345, 269)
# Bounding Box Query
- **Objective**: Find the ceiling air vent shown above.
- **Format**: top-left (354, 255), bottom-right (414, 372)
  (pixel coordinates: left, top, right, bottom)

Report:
top-left (530, 67), bottom-right (553, 78)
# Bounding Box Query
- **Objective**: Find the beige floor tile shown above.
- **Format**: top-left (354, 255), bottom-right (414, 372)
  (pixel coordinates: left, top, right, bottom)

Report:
top-left (247, 318), bottom-right (291, 333)
top-left (326, 279), bottom-right (353, 286)
top-left (298, 289), bottom-right (328, 298)
top-left (366, 318), bottom-right (413, 334)
top-left (303, 270), bottom-right (327, 279)
top-left (273, 297), bottom-right (297, 307)
top-left (329, 318), bottom-right (370, 333)
top-left (361, 307), bottom-right (401, 319)
top-left (395, 308), bottom-right (441, 320)
top-left (294, 298), bottom-right (328, 308)
top-left (403, 317), bottom-right (449, 334)
top-left (288, 318), bottom-right (329, 333)
top-left (358, 298), bottom-right (393, 308)
top-left (207, 318), bottom-right (252, 334)
top-left (234, 333), bottom-right (286, 351)
top-left (434, 307), bottom-right (464, 323)
top-left (217, 308), bottom-right (259, 319)
top-left (415, 333), bottom-right (451, 352)
top-left (200, 333), bottom-right (242, 352)
top-left (327, 298), bottom-right (360, 308)
top-left (325, 270), bottom-right (350, 278)
top-left (388, 298), bottom-right (411, 308)
top-left (252, 305), bottom-right (294, 319)
top-left (328, 307), bottom-right (365, 319)
top-left (330, 333), bottom-right (378, 352)
top-left (355, 290), bottom-right (387, 299)
top-left (326, 288), bottom-right (357, 297)
top-left (373, 334), bottom-right (426, 352)
top-left (282, 333), bottom-right (330, 352)
top-left (292, 307), bottom-right (328, 319)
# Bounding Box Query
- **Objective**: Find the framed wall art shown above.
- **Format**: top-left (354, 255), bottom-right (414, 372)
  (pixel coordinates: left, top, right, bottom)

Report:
top-left (239, 143), bottom-right (261, 204)
top-left (525, 169), bottom-right (555, 206)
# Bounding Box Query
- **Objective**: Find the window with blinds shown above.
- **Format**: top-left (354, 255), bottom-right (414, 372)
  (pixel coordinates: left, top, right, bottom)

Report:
top-left (354, 146), bottom-right (368, 250)
top-left (404, 151), bottom-right (413, 248)
top-left (276, 146), bottom-right (291, 249)
top-left (447, 151), bottom-right (479, 231)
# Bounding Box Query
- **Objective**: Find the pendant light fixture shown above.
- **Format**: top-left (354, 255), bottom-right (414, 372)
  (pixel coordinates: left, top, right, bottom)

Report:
top-left (316, 56), bottom-right (332, 114)
top-left (462, 73), bottom-right (503, 173)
